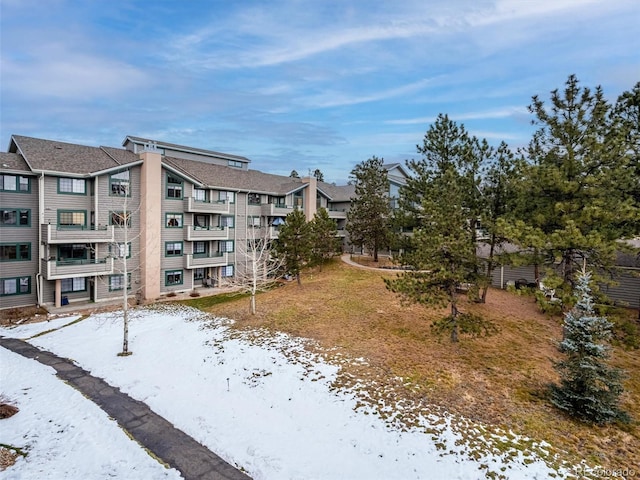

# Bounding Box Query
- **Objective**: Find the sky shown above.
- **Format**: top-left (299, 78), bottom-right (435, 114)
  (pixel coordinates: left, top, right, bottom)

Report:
top-left (1, 0), bottom-right (639, 184)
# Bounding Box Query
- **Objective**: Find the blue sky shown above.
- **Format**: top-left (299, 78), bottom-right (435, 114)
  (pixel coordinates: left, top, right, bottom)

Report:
top-left (1, 0), bottom-right (638, 183)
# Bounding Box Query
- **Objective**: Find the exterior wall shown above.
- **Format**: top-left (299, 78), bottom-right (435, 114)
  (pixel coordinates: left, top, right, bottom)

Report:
top-left (0, 174), bottom-right (39, 309)
top-left (600, 270), bottom-right (640, 308)
top-left (489, 265), bottom-right (537, 289)
top-left (93, 166), bottom-right (142, 303)
top-left (160, 168), bottom-right (192, 293)
top-left (140, 151), bottom-right (163, 300)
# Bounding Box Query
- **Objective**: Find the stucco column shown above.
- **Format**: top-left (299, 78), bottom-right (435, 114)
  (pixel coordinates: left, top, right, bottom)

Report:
top-left (55, 279), bottom-right (61, 308)
top-left (302, 176), bottom-right (317, 221)
top-left (139, 150), bottom-right (163, 301)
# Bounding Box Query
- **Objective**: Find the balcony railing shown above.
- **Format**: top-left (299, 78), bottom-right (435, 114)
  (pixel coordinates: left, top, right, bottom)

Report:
top-left (185, 252), bottom-right (228, 268)
top-left (41, 257), bottom-right (114, 280)
top-left (327, 208), bottom-right (347, 219)
top-left (184, 197), bottom-right (230, 214)
top-left (261, 203), bottom-right (295, 216)
top-left (184, 226), bottom-right (229, 241)
top-left (42, 224), bottom-right (115, 244)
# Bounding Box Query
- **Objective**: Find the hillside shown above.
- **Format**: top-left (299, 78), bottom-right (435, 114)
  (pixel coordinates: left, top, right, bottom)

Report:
top-left (198, 258), bottom-right (640, 474)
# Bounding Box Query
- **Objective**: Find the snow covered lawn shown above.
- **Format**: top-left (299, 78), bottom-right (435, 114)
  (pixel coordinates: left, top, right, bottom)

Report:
top-left (1, 305), bottom-right (571, 479)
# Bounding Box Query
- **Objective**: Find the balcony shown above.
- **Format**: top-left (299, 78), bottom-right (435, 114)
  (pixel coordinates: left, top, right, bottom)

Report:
top-left (185, 252), bottom-right (228, 269)
top-left (184, 197), bottom-right (230, 214)
top-left (184, 226), bottom-right (229, 241)
top-left (41, 257), bottom-right (114, 280)
top-left (261, 203), bottom-right (295, 217)
top-left (42, 224), bottom-right (115, 244)
top-left (327, 209), bottom-right (347, 220)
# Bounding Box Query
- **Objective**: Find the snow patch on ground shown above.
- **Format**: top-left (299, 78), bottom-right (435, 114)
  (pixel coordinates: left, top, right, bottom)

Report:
top-left (2, 304), bottom-right (575, 479)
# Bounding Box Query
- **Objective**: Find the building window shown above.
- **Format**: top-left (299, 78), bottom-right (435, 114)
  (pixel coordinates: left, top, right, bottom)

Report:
top-left (219, 240), bottom-right (234, 253)
top-left (194, 268), bottom-right (206, 280)
top-left (228, 160), bottom-right (243, 168)
top-left (248, 216), bottom-right (261, 228)
top-left (193, 241), bottom-right (207, 255)
top-left (58, 244), bottom-right (88, 261)
top-left (193, 188), bottom-right (207, 201)
top-left (221, 265), bottom-right (234, 277)
top-left (166, 174), bottom-right (183, 199)
top-left (61, 277), bottom-right (86, 293)
top-left (58, 210), bottom-right (86, 228)
top-left (110, 242), bottom-right (131, 258)
top-left (0, 174), bottom-right (30, 193)
top-left (0, 243), bottom-right (31, 262)
top-left (0, 244), bottom-right (27, 261)
top-left (218, 191), bottom-right (234, 204)
top-left (110, 170), bottom-right (130, 196)
top-left (194, 214), bottom-right (209, 229)
top-left (165, 241), bottom-right (183, 256)
top-left (165, 270), bottom-right (183, 286)
top-left (220, 216), bottom-right (234, 228)
top-left (58, 177), bottom-right (86, 194)
top-left (1, 276), bottom-right (30, 296)
top-left (1, 209), bottom-right (30, 227)
top-left (109, 273), bottom-right (131, 291)
top-left (294, 190), bottom-right (303, 207)
top-left (165, 213), bottom-right (183, 228)
top-left (110, 211), bottom-right (131, 227)
top-left (248, 193), bottom-right (261, 205)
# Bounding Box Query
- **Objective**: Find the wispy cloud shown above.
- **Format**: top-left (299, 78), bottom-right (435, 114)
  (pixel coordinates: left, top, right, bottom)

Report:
top-left (386, 106), bottom-right (529, 125)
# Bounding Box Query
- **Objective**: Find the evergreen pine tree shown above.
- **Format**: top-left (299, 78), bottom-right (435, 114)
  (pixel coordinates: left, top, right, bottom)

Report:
top-left (310, 207), bottom-right (340, 268)
top-left (346, 156), bottom-right (391, 262)
top-left (274, 209), bottom-right (312, 285)
top-left (550, 270), bottom-right (629, 424)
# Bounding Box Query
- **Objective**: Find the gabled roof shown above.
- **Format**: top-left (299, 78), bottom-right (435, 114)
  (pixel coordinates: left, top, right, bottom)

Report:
top-left (163, 155), bottom-right (304, 194)
top-left (318, 182), bottom-right (355, 202)
top-left (384, 162), bottom-right (410, 184)
top-left (124, 136), bottom-right (250, 163)
top-left (0, 152), bottom-right (32, 174)
top-left (10, 135), bottom-right (140, 176)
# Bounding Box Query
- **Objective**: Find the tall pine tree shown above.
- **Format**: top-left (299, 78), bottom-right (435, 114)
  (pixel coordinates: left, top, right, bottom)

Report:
top-left (346, 156), bottom-right (391, 262)
top-left (511, 75), bottom-right (637, 298)
top-left (274, 209), bottom-right (312, 285)
top-left (550, 270), bottom-right (629, 424)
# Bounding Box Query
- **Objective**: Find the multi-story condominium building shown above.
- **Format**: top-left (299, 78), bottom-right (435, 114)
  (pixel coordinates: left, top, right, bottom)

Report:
top-left (1, 135), bottom-right (354, 310)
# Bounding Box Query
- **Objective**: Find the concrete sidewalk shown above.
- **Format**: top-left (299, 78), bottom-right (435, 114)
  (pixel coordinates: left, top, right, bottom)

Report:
top-left (0, 337), bottom-right (251, 480)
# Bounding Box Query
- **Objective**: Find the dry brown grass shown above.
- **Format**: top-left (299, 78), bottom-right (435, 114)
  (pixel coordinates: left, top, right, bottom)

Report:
top-left (203, 258), bottom-right (640, 472)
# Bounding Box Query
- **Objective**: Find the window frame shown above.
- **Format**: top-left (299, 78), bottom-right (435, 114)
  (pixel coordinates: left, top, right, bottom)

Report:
top-left (221, 265), bottom-right (234, 277)
top-left (0, 276), bottom-right (31, 296)
top-left (166, 174), bottom-right (184, 200)
top-left (165, 241), bottom-right (184, 257)
top-left (220, 215), bottom-right (234, 228)
top-left (109, 273), bottom-right (132, 291)
top-left (61, 277), bottom-right (87, 293)
top-left (110, 211), bottom-right (132, 227)
top-left (110, 170), bottom-right (131, 197)
top-left (109, 242), bottom-right (132, 259)
top-left (58, 210), bottom-right (87, 229)
top-left (165, 213), bottom-right (183, 228)
top-left (0, 242), bottom-right (31, 262)
top-left (0, 174), bottom-right (31, 193)
top-left (219, 240), bottom-right (234, 253)
top-left (165, 270), bottom-right (183, 286)
top-left (58, 177), bottom-right (87, 195)
top-left (1, 209), bottom-right (31, 227)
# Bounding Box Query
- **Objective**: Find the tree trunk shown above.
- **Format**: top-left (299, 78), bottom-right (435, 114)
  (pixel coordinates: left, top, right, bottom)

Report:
top-left (296, 272), bottom-right (301, 286)
top-left (250, 293), bottom-right (256, 315)
top-left (450, 289), bottom-right (459, 343)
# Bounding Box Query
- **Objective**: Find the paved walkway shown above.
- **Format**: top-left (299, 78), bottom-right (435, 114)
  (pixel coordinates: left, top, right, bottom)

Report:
top-left (0, 337), bottom-right (251, 480)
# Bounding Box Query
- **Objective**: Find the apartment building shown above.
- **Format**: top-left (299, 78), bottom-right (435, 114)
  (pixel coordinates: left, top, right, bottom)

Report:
top-left (1, 135), bottom-right (353, 310)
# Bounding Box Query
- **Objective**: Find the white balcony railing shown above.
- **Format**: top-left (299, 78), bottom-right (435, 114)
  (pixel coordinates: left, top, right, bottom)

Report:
top-left (42, 224), bottom-right (115, 244)
top-left (184, 226), bottom-right (229, 241)
top-left (184, 197), bottom-right (230, 214)
top-left (41, 257), bottom-right (114, 280)
top-left (185, 252), bottom-right (228, 268)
